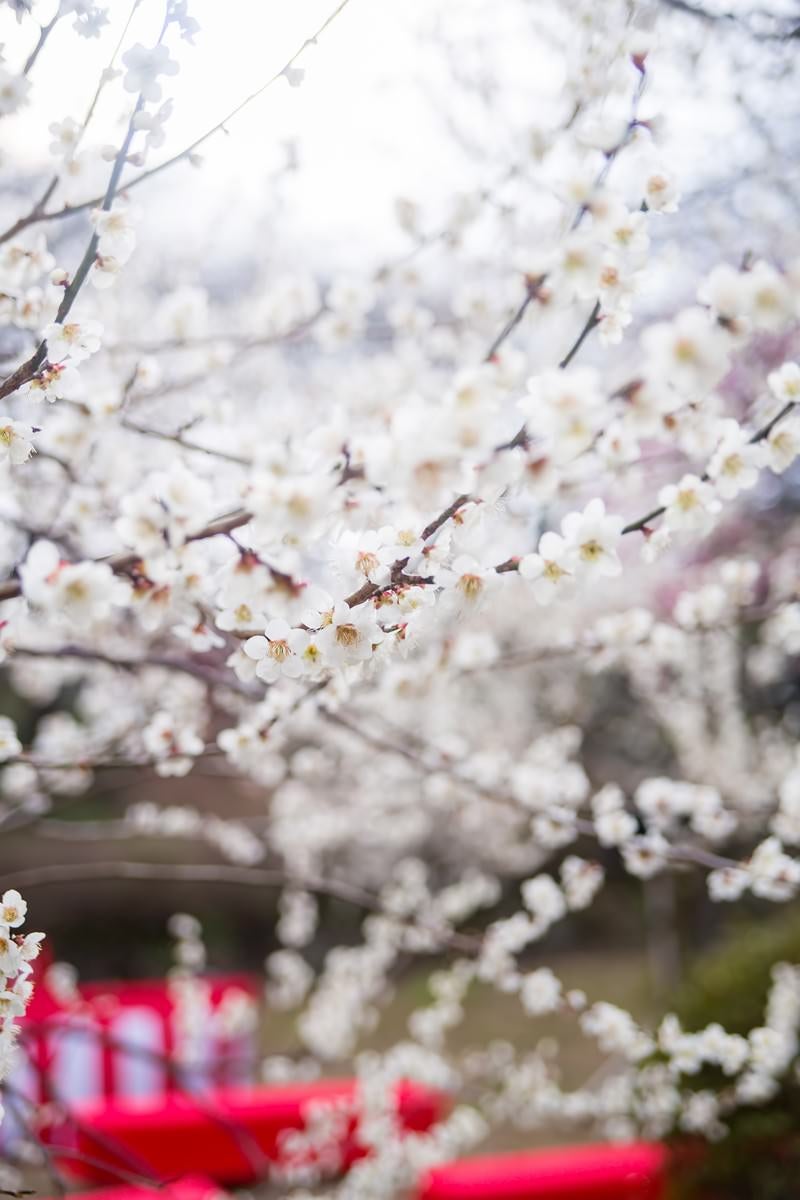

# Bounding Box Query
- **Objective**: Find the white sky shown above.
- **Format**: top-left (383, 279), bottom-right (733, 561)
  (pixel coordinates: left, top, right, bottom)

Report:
top-left (1, 0), bottom-right (795, 277)
top-left (1, 2), bottom-right (474, 258)
top-left (2, 0), bottom-right (516, 265)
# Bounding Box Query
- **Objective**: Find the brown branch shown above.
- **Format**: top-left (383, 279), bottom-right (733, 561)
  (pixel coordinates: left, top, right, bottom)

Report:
top-left (120, 418), bottom-right (253, 466)
top-left (1, 392), bottom-right (795, 613)
top-left (559, 300), bottom-right (601, 369)
top-left (342, 494), bottom-right (472, 608)
top-left (658, 0), bottom-right (800, 40)
top-left (7, 745), bottom-right (223, 773)
top-left (484, 276), bottom-right (545, 362)
top-left (327, 708), bottom-right (751, 880)
top-left (8, 860), bottom-right (479, 952)
top-left (109, 307), bottom-right (324, 358)
top-left (12, 643), bottom-right (261, 696)
top-left (0, 507), bottom-right (252, 601)
top-left (421, 492), bottom-right (472, 539)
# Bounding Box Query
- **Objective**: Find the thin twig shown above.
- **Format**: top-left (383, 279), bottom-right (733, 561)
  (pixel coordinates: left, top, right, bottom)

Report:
top-left (120, 419), bottom-right (253, 466)
top-left (559, 300), bottom-right (601, 369)
top-left (482, 70), bottom-right (647, 364)
top-left (12, 643), bottom-right (262, 696)
top-left (620, 400), bottom-right (797, 535)
top-left (22, 8), bottom-right (62, 76)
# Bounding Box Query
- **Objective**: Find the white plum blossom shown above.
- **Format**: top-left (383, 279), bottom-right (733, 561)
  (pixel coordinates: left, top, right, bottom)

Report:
top-left (48, 117), bottom-right (82, 159)
top-left (315, 601), bottom-right (382, 667)
top-left (594, 202), bottom-right (649, 263)
top-left (0, 930), bottom-right (21, 978)
top-left (91, 203), bottom-right (136, 264)
top-left (621, 832), bottom-right (670, 879)
top-left (132, 100), bottom-right (173, 151)
top-left (0, 887), bottom-right (42, 1107)
top-left (435, 555), bottom-right (498, 612)
top-left (595, 806), bottom-right (638, 847)
top-left (520, 367), bottom-right (606, 461)
top-left (1, 232), bottom-right (54, 284)
top-left (520, 967), bottom-right (562, 1015)
top-left (1, 891), bottom-right (26, 929)
top-left (63, 1), bottom-right (110, 38)
top-left (0, 417), bottom-right (35, 464)
top-left (674, 583), bottom-right (729, 631)
top-left (89, 254), bottom-right (124, 289)
top-left (553, 232), bottom-right (604, 301)
top-left (286, 628), bottom-right (327, 676)
top-left (216, 601), bottom-right (268, 633)
top-left (114, 492), bottom-right (169, 555)
top-left (43, 318), bottom-right (102, 364)
top-left (745, 260), bottom-right (794, 332)
top-left (581, 1002), bottom-right (654, 1061)
top-left (708, 866), bottom-right (749, 902)
top-left (767, 360), bottom-right (800, 405)
top-left (560, 856), bottom-right (604, 909)
top-left (244, 619), bottom-right (307, 682)
top-left (521, 875), bottom-right (567, 925)
top-left (748, 837), bottom-right (800, 901)
top-left (644, 171), bottom-right (681, 213)
top-left (698, 263), bottom-right (751, 327)
top-left (121, 43), bottom-right (179, 102)
top-left (0, 65), bottom-right (30, 116)
top-left (142, 712), bottom-right (204, 777)
top-left (23, 362), bottom-right (84, 403)
top-left (764, 417), bottom-right (800, 474)
top-left (597, 307), bottom-right (633, 346)
top-left (561, 498), bottom-right (623, 578)
top-left (518, 531), bottom-right (574, 603)
top-left (0, 718), bottom-right (22, 762)
top-left (658, 474), bottom-right (721, 533)
top-left (641, 306), bottom-right (730, 396)
top-left (19, 541), bottom-right (130, 629)
top-left (330, 528), bottom-right (394, 589)
top-left (706, 421), bottom-right (765, 500)
top-left (327, 276), bottom-right (376, 316)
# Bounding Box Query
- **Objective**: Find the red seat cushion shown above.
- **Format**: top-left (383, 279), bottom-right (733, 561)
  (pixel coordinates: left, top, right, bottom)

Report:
top-left (418, 1143), bottom-right (666, 1200)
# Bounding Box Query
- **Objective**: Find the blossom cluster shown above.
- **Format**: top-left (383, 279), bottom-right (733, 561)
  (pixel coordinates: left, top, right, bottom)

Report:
top-left (0, 891), bottom-right (43, 1124)
top-left (3, 0), bottom-right (800, 1185)
top-left (167, 913), bottom-right (258, 1078)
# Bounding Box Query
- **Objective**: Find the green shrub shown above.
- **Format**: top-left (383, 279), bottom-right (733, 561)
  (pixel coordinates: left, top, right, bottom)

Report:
top-left (676, 905), bottom-right (800, 1036)
top-left (666, 905), bottom-right (800, 1200)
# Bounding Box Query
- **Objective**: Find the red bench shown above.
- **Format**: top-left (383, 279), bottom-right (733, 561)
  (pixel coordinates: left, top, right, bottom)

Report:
top-left (1, 963), bottom-right (262, 1153)
top-left (38, 1175), bottom-right (225, 1200)
top-left (47, 1079), bottom-right (449, 1186)
top-left (8, 954), bottom-right (259, 1106)
top-left (417, 1144), bottom-right (666, 1200)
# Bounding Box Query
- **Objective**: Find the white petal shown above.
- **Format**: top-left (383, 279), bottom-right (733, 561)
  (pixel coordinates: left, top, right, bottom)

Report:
top-left (243, 635), bottom-right (268, 661)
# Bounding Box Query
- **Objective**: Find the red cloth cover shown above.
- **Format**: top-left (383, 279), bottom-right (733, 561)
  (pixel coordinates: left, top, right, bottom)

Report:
top-left (417, 1143), bottom-right (666, 1200)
